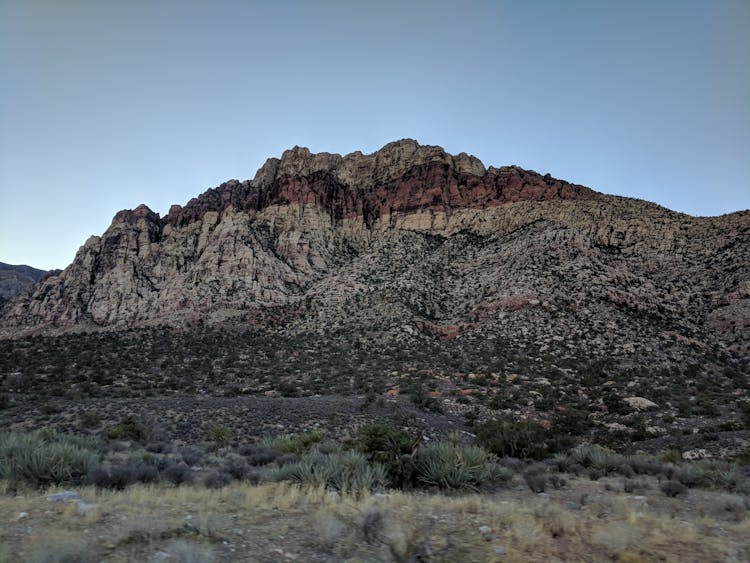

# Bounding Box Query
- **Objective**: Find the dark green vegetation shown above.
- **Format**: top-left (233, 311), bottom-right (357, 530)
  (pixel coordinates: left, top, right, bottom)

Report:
top-left (1, 327), bottom-right (748, 460)
top-left (2, 425), bottom-right (749, 503)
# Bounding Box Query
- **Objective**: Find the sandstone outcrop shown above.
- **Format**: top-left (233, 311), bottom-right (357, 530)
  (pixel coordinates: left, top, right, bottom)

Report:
top-left (1, 140), bottom-right (748, 366)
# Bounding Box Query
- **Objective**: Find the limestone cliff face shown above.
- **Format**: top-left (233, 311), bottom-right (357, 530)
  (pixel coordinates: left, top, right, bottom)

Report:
top-left (1, 140), bottom-right (748, 360)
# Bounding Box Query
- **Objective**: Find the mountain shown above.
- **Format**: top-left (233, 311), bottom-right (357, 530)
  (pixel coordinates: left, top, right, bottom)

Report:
top-left (1, 139), bottom-right (749, 459)
top-left (0, 262), bottom-right (46, 307)
top-left (1, 139), bottom-right (748, 370)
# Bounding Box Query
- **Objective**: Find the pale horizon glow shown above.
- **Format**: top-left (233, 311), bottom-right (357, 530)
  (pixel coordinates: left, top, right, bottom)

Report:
top-left (1, 0), bottom-right (748, 271)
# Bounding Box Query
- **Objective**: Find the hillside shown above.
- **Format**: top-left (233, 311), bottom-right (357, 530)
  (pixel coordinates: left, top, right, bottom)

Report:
top-left (0, 140), bottom-right (748, 458)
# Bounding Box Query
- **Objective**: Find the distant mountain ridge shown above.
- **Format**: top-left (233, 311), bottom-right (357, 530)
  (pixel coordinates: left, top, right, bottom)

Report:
top-left (0, 140), bottom-right (748, 372)
top-left (0, 262), bottom-right (46, 306)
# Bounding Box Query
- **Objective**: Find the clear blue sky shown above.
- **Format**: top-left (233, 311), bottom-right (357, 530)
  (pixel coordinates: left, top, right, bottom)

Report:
top-left (1, 0), bottom-right (748, 270)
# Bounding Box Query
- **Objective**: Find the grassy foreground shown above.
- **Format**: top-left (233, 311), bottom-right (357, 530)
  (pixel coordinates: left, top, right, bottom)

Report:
top-left (1, 480), bottom-right (749, 562)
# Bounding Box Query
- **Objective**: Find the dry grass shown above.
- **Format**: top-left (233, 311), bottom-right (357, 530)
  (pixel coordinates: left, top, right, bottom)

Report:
top-left (0, 480), bottom-right (748, 562)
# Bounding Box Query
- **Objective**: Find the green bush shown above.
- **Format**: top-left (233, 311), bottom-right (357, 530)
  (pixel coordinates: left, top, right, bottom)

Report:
top-left (413, 442), bottom-right (495, 491)
top-left (567, 444), bottom-right (625, 473)
top-left (78, 411), bottom-right (101, 429)
top-left (660, 449), bottom-right (682, 464)
top-left (357, 424), bottom-right (415, 488)
top-left (209, 424), bottom-right (232, 448)
top-left (263, 430), bottom-right (324, 454)
top-left (107, 415), bottom-right (147, 441)
top-left (273, 449), bottom-right (386, 493)
top-left (475, 417), bottom-right (548, 459)
top-left (0, 430), bottom-right (100, 488)
top-left (660, 479), bottom-right (688, 497)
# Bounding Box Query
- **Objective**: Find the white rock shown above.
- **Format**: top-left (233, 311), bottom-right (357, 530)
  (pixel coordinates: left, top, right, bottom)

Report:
top-left (623, 396), bottom-right (658, 410)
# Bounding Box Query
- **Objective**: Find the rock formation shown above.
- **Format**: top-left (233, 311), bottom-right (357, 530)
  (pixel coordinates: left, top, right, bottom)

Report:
top-left (0, 263), bottom-right (46, 306)
top-left (1, 139), bottom-right (748, 364)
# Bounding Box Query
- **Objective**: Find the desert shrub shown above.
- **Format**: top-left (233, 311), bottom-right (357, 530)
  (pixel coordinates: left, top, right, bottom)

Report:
top-left (551, 453), bottom-right (571, 472)
top-left (496, 457), bottom-right (525, 472)
top-left (163, 462), bottom-right (193, 486)
top-left (275, 453), bottom-right (299, 467)
top-left (263, 430), bottom-right (324, 455)
top-left (602, 392), bottom-right (631, 415)
top-left (0, 430), bottom-right (99, 488)
top-left (86, 460), bottom-right (159, 489)
top-left (588, 468), bottom-right (604, 481)
top-left (713, 469), bottom-right (743, 492)
top-left (203, 471), bottom-right (231, 489)
top-left (209, 424), bottom-right (232, 448)
top-left (567, 463), bottom-right (586, 477)
top-left (223, 454), bottom-right (250, 480)
top-left (238, 445), bottom-right (280, 466)
top-left (135, 462), bottom-right (159, 483)
top-left (523, 470), bottom-right (547, 493)
top-left (660, 479), bottom-right (688, 497)
top-left (106, 415), bottom-right (147, 441)
top-left (548, 474), bottom-right (567, 489)
top-left (145, 442), bottom-right (170, 454)
top-left (488, 464), bottom-right (515, 488)
top-left (405, 382), bottom-right (443, 413)
top-left (475, 416), bottom-right (548, 459)
top-left (626, 455), bottom-right (669, 477)
top-left (616, 463), bottom-right (635, 478)
top-left (78, 411), bottom-right (101, 429)
top-left (273, 449), bottom-right (386, 493)
top-left (624, 479), bottom-right (650, 494)
top-left (180, 445), bottom-right (206, 466)
top-left (567, 445), bottom-right (624, 473)
top-left (714, 494), bottom-right (748, 522)
top-left (357, 424), bottom-right (415, 488)
top-left (660, 449), bottom-right (682, 464)
top-left (414, 442), bottom-right (495, 491)
top-left (672, 464), bottom-right (708, 488)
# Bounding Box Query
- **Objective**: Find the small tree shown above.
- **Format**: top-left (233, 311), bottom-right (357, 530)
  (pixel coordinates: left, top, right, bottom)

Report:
top-left (209, 424), bottom-right (232, 448)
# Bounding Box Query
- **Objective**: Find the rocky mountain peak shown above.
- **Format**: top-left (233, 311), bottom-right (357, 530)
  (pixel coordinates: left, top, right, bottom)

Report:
top-left (252, 139), bottom-right (486, 190)
top-left (1, 140), bottom-right (747, 367)
top-left (112, 204), bottom-right (160, 225)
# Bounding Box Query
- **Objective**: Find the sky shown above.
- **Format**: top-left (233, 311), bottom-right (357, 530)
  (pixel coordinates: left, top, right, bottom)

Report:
top-left (1, 0), bottom-right (748, 271)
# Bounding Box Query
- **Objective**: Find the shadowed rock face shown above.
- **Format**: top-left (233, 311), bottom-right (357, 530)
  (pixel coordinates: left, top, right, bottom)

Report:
top-left (0, 140), bottom-right (748, 365)
top-left (0, 263), bottom-right (46, 305)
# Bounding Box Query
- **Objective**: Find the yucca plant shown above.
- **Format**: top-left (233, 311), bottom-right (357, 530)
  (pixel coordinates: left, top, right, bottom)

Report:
top-left (272, 448), bottom-right (386, 493)
top-left (209, 424), bottom-right (232, 448)
top-left (0, 430), bottom-right (100, 488)
top-left (414, 442), bottom-right (494, 491)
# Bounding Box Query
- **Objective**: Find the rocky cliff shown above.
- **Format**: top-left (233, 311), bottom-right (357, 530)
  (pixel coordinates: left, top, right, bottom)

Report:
top-left (1, 139), bottom-right (748, 364)
top-left (0, 263), bottom-right (46, 307)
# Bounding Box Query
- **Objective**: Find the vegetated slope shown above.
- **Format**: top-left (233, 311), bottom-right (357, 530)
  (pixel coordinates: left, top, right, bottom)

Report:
top-left (0, 262), bottom-right (46, 307)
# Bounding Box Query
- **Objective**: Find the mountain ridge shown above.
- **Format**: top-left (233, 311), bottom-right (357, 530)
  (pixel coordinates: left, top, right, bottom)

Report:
top-left (0, 141), bottom-right (748, 375)
top-left (0, 262), bottom-right (46, 307)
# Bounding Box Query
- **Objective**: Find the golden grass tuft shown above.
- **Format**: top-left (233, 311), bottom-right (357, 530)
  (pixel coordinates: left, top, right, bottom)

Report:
top-left (0, 480), bottom-right (748, 562)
